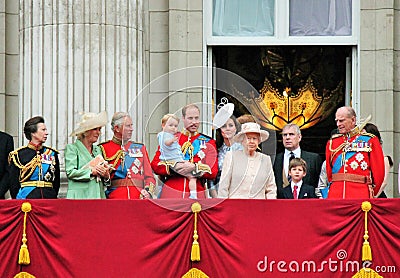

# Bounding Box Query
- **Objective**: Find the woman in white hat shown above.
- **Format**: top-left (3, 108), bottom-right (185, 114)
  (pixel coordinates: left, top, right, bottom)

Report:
top-left (217, 122), bottom-right (277, 199)
top-left (65, 111), bottom-right (110, 199)
top-left (209, 99), bottom-right (243, 197)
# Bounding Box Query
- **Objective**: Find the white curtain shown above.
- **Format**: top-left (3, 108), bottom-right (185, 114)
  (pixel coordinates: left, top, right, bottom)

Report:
top-left (289, 0), bottom-right (352, 36)
top-left (213, 0), bottom-right (275, 36)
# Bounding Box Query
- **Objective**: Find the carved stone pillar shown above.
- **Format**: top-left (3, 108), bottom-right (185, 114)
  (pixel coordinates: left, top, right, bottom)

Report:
top-left (19, 0), bottom-right (144, 151)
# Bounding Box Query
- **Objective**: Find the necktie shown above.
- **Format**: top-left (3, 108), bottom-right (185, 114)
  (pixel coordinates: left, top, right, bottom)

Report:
top-left (293, 185), bottom-right (298, 199)
top-left (287, 152), bottom-right (295, 181)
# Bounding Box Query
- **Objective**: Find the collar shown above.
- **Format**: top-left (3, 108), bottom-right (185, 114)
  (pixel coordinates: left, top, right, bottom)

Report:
top-left (285, 147), bottom-right (300, 157)
top-left (347, 126), bottom-right (361, 138)
top-left (182, 129), bottom-right (198, 137)
top-left (28, 141), bottom-right (43, 151)
top-left (291, 180), bottom-right (303, 190)
top-left (112, 136), bottom-right (122, 145)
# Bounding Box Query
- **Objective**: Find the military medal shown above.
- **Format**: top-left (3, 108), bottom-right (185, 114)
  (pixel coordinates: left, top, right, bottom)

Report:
top-left (131, 166), bottom-right (139, 174)
top-left (134, 158), bottom-right (141, 168)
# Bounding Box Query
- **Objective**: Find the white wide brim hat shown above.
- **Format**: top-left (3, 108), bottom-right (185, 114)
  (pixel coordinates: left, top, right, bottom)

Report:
top-left (233, 122), bottom-right (269, 143)
top-left (70, 111), bottom-right (108, 136)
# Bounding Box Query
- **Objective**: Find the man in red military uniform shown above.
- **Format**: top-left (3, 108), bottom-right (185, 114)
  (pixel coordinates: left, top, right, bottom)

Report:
top-left (151, 104), bottom-right (218, 198)
top-left (99, 112), bottom-right (155, 199)
top-left (326, 106), bottom-right (385, 199)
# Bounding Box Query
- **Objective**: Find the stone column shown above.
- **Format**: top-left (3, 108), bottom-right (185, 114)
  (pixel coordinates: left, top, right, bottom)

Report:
top-left (0, 1), bottom-right (19, 139)
top-left (146, 0), bottom-right (204, 156)
top-left (19, 0), bottom-right (144, 152)
top-left (360, 1), bottom-right (397, 196)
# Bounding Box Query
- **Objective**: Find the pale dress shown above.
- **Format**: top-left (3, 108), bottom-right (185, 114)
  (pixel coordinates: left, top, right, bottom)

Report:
top-left (218, 150), bottom-right (277, 199)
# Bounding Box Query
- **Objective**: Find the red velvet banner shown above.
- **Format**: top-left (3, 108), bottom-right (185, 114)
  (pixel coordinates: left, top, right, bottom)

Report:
top-left (1, 199), bottom-right (399, 277)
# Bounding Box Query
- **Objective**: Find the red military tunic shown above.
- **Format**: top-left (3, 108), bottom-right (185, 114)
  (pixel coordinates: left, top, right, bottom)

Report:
top-left (151, 130), bottom-right (218, 198)
top-left (99, 138), bottom-right (156, 199)
top-left (325, 129), bottom-right (385, 199)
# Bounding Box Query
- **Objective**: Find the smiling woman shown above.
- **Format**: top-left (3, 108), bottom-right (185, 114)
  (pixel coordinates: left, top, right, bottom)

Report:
top-left (64, 111), bottom-right (110, 199)
top-left (218, 122), bottom-right (277, 199)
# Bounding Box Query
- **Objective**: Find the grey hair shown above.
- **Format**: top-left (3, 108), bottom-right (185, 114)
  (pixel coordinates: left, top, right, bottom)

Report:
top-left (282, 123), bottom-right (301, 135)
top-left (111, 112), bottom-right (130, 129)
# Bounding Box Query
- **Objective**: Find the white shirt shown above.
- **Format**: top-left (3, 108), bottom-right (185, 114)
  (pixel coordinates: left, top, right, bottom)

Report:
top-left (284, 147), bottom-right (301, 178)
top-left (291, 180), bottom-right (303, 198)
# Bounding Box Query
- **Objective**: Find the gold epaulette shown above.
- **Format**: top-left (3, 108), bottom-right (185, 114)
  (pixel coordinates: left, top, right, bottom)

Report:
top-left (8, 146), bottom-right (27, 166)
top-left (331, 133), bottom-right (344, 139)
top-left (43, 145), bottom-right (59, 153)
top-left (360, 131), bottom-right (376, 138)
top-left (98, 140), bottom-right (111, 146)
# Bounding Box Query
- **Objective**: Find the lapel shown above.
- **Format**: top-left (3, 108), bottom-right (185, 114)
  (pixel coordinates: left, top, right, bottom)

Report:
top-left (76, 140), bottom-right (97, 167)
top-left (283, 185), bottom-right (294, 199)
top-left (274, 153), bottom-right (289, 187)
top-left (298, 186), bottom-right (306, 199)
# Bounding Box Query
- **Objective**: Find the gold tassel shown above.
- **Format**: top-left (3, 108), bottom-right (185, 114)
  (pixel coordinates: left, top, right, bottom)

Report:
top-left (191, 202), bottom-right (202, 262)
top-left (362, 240), bottom-right (372, 262)
top-left (182, 267), bottom-right (209, 278)
top-left (361, 201), bottom-right (372, 262)
top-left (18, 202), bottom-right (32, 265)
top-left (352, 201), bottom-right (382, 277)
top-left (14, 272), bottom-right (36, 278)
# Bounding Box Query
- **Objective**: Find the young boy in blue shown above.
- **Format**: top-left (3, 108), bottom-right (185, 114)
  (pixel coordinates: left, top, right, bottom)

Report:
top-left (158, 114), bottom-right (198, 199)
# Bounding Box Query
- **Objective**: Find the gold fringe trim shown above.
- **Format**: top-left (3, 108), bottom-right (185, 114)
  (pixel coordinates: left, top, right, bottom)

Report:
top-left (18, 202), bottom-right (32, 265)
top-left (14, 272), bottom-right (36, 278)
top-left (352, 268), bottom-right (383, 278)
top-left (191, 202), bottom-right (201, 262)
top-left (182, 267), bottom-right (209, 278)
top-left (195, 163), bottom-right (211, 175)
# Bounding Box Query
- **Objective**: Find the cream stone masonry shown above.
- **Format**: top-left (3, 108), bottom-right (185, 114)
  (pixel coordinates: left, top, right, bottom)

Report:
top-left (0, 0), bottom-right (18, 139)
top-left (0, 1), bottom-right (398, 196)
top-left (19, 0), bottom-right (144, 155)
top-left (360, 1), bottom-right (398, 196)
top-left (147, 0), bottom-right (204, 157)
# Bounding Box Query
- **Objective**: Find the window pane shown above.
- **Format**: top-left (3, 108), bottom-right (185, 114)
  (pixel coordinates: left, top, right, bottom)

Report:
top-left (213, 46), bottom-right (351, 155)
top-left (213, 0), bottom-right (275, 36)
top-left (289, 0), bottom-right (352, 36)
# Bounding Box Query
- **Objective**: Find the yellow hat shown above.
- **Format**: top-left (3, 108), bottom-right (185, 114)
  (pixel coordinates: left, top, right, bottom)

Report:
top-left (70, 111), bottom-right (108, 136)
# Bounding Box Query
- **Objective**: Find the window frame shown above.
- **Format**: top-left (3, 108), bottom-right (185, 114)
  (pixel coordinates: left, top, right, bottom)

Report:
top-left (202, 0), bottom-right (361, 135)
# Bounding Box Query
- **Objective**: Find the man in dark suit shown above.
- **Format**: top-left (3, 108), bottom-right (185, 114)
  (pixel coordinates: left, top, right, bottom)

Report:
top-left (0, 131), bottom-right (14, 199)
top-left (273, 124), bottom-right (322, 191)
top-left (278, 157), bottom-right (317, 199)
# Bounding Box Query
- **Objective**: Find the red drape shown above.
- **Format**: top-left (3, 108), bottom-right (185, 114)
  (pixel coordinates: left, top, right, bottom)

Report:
top-left (1, 199), bottom-right (399, 277)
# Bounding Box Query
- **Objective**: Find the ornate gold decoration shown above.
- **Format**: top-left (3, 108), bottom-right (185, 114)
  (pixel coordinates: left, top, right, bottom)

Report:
top-left (182, 268), bottom-right (209, 278)
top-left (233, 77), bottom-right (343, 131)
top-left (191, 202), bottom-right (202, 262)
top-left (352, 201), bottom-right (383, 278)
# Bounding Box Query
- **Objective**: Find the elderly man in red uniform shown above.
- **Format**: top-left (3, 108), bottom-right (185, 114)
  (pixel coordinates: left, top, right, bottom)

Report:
top-left (151, 104), bottom-right (218, 198)
top-left (325, 106), bottom-right (385, 198)
top-left (99, 112), bottom-right (155, 199)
